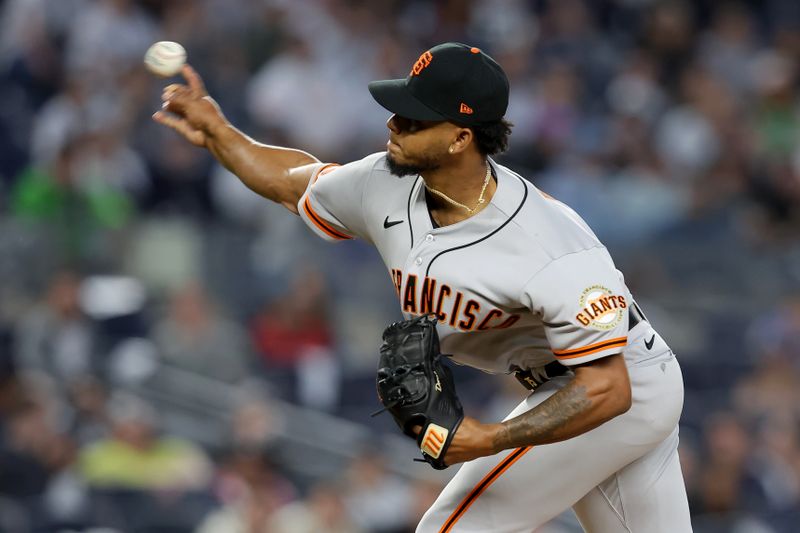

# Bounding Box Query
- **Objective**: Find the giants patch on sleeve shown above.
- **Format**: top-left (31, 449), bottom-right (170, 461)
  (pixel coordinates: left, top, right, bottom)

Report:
top-left (575, 285), bottom-right (627, 330)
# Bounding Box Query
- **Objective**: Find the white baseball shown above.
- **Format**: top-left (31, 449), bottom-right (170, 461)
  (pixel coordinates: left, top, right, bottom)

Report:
top-left (144, 41), bottom-right (186, 77)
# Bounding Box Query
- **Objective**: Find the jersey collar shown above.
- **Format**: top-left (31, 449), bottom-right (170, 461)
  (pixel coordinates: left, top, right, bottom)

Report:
top-left (409, 158), bottom-right (525, 239)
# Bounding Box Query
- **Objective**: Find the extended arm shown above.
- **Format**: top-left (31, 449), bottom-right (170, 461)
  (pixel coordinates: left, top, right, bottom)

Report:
top-left (153, 65), bottom-right (325, 214)
top-left (444, 354), bottom-right (632, 464)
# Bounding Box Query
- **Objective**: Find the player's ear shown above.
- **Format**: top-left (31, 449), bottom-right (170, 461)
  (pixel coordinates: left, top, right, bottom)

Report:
top-left (448, 126), bottom-right (474, 155)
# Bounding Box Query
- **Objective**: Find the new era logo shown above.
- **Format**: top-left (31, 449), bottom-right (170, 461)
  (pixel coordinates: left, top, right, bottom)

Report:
top-left (459, 102), bottom-right (474, 114)
top-left (420, 424), bottom-right (449, 459)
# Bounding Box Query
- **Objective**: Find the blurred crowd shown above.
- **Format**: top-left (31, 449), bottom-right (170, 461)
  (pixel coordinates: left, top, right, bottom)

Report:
top-left (0, 0), bottom-right (800, 531)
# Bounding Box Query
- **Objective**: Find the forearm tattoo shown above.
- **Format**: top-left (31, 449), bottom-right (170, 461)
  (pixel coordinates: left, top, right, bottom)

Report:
top-left (494, 380), bottom-right (592, 450)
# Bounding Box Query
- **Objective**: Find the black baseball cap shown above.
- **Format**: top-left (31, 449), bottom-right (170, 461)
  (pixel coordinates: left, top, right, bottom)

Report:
top-left (368, 42), bottom-right (509, 126)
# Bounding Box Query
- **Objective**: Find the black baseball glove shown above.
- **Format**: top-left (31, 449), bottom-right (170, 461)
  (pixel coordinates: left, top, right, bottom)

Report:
top-left (373, 314), bottom-right (464, 469)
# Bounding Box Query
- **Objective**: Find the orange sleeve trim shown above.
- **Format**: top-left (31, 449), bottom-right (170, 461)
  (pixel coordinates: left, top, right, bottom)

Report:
top-left (438, 446), bottom-right (532, 532)
top-left (312, 163), bottom-right (341, 184)
top-left (302, 197), bottom-right (352, 240)
top-left (553, 336), bottom-right (627, 360)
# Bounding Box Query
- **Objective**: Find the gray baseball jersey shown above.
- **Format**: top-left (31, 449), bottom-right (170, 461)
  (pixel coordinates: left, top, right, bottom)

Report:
top-left (300, 152), bottom-right (634, 373)
top-left (297, 152), bottom-right (692, 532)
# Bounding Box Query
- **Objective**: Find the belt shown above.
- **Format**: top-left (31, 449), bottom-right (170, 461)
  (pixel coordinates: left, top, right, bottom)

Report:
top-left (628, 300), bottom-right (647, 331)
top-left (515, 303), bottom-right (647, 391)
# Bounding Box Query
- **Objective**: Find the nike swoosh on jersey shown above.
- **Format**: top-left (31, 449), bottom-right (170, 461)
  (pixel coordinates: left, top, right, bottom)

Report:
top-left (644, 334), bottom-right (655, 350)
top-left (383, 216), bottom-right (404, 229)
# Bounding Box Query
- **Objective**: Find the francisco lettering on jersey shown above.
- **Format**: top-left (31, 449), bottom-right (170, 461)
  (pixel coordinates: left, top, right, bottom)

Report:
top-left (390, 269), bottom-right (520, 331)
top-left (575, 284), bottom-right (627, 330)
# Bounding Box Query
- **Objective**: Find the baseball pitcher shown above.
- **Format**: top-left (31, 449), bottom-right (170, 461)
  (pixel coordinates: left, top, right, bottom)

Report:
top-left (155, 42), bottom-right (692, 532)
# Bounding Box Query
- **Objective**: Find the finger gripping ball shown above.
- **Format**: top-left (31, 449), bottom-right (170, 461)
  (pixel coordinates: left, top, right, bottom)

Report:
top-left (144, 41), bottom-right (186, 77)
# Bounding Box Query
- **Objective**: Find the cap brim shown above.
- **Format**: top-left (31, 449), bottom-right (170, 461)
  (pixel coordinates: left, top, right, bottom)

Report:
top-left (368, 79), bottom-right (448, 121)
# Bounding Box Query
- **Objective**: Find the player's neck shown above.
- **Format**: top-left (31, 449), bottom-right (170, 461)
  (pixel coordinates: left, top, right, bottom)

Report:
top-left (422, 156), bottom-right (496, 226)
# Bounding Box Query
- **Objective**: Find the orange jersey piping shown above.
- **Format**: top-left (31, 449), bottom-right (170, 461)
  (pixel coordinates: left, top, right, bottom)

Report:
top-left (438, 446), bottom-right (532, 532)
top-left (553, 336), bottom-right (627, 359)
top-left (312, 163), bottom-right (340, 183)
top-left (302, 197), bottom-right (351, 240)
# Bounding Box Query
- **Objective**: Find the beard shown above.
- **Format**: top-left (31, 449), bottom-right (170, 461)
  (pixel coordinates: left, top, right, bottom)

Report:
top-left (386, 151), bottom-right (442, 177)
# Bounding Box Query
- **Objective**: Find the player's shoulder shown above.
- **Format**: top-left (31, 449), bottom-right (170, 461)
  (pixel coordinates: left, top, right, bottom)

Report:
top-left (313, 151), bottom-right (418, 207)
top-left (335, 152), bottom-right (392, 175)
top-left (495, 162), bottom-right (605, 261)
top-left (312, 152), bottom-right (392, 191)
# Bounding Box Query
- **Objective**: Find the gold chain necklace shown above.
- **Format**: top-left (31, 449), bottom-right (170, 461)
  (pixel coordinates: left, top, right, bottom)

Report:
top-left (426, 163), bottom-right (492, 214)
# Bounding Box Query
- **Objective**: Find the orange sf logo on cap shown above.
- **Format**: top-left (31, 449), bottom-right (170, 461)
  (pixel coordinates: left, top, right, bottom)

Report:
top-left (410, 51), bottom-right (433, 76)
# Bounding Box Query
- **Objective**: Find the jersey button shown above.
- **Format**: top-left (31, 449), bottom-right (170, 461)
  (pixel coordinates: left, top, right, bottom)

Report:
top-left (425, 234), bottom-right (434, 242)
top-left (414, 257), bottom-right (423, 265)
